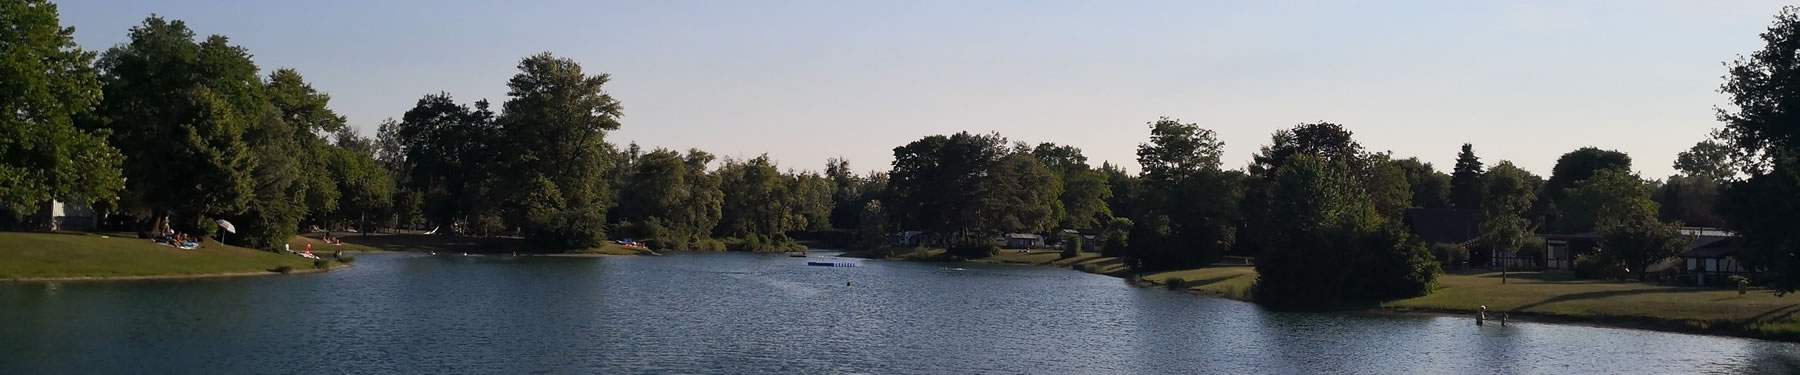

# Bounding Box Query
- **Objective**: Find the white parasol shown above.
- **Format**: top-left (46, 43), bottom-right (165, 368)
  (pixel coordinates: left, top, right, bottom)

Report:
top-left (216, 219), bottom-right (237, 234)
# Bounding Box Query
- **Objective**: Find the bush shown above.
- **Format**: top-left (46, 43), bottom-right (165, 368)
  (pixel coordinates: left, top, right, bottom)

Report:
top-left (336, 254), bottom-right (357, 264)
top-left (1061, 247), bottom-right (1081, 259)
top-left (273, 265), bottom-right (294, 274)
top-left (1572, 254), bottom-right (1621, 279)
top-left (313, 259), bottom-right (331, 270)
top-left (948, 242), bottom-right (998, 258)
top-left (1430, 243), bottom-right (1469, 271)
top-left (695, 239), bottom-right (727, 251)
top-left (1166, 277), bottom-right (1187, 290)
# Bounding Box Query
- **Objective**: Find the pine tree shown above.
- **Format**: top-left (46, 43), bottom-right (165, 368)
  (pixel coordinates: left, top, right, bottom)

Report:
top-left (1449, 144), bottom-right (1485, 210)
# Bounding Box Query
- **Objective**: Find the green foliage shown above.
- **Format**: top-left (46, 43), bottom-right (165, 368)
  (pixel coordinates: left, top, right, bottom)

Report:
top-left (1479, 162), bottom-right (1537, 262)
top-left (1393, 157), bottom-right (1451, 209)
top-left (1061, 235), bottom-right (1082, 259)
top-left (1598, 216), bottom-right (1689, 280)
top-left (312, 259), bottom-right (330, 270)
top-left (1101, 216), bottom-right (1132, 256)
top-left (1166, 277), bottom-right (1187, 290)
top-left (92, 17), bottom-right (257, 231)
top-left (788, 171), bottom-right (835, 232)
top-left (1541, 147), bottom-right (1633, 229)
top-left (336, 254), bottom-right (356, 264)
top-left (1516, 236), bottom-right (1547, 267)
top-left (617, 148), bottom-right (723, 243)
top-left (718, 155), bottom-right (797, 238)
top-left (0, 0), bottom-right (124, 213)
top-left (1137, 117), bottom-right (1224, 185)
top-left (852, 200), bottom-right (888, 250)
top-left (1556, 168), bottom-right (1656, 234)
top-left (273, 265), bottom-right (294, 274)
top-left (1674, 140), bottom-right (1736, 184)
top-left (1362, 154), bottom-right (1414, 223)
top-left (887, 131), bottom-right (1008, 235)
top-left (1431, 243), bottom-right (1470, 270)
top-left (948, 242), bottom-right (998, 259)
top-left (1450, 143), bottom-right (1485, 209)
top-left (1033, 143), bottom-right (1112, 229)
top-left (979, 153), bottom-right (1063, 234)
top-left (1127, 118), bottom-right (1240, 270)
top-left (493, 53), bottom-right (619, 249)
top-left (1656, 174), bottom-right (1724, 227)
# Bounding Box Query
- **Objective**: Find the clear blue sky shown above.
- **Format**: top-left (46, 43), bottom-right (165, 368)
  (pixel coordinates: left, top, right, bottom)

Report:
top-left (56, 0), bottom-right (1791, 178)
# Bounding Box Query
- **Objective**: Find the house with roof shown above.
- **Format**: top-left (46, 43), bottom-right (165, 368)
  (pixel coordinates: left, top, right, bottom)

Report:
top-left (1675, 228), bottom-right (1753, 286)
top-left (1002, 233), bottom-right (1045, 249)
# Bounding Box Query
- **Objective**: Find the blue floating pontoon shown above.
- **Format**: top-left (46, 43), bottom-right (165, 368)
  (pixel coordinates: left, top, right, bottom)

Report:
top-left (807, 261), bottom-right (857, 267)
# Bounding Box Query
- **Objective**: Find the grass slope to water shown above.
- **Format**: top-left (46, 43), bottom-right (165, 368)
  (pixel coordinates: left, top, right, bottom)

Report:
top-left (1387, 271), bottom-right (1800, 339)
top-left (0, 232), bottom-right (319, 280)
top-left (854, 246), bottom-right (1800, 341)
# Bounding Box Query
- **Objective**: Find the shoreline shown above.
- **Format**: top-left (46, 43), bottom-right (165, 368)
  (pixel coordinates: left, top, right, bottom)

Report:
top-left (843, 248), bottom-right (1800, 343)
top-left (4, 264), bottom-right (345, 283)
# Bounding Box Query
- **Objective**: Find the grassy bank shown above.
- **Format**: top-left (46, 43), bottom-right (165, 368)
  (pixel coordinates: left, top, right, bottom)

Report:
top-left (0, 231), bottom-right (328, 280)
top-left (1386, 271), bottom-right (1800, 340)
top-left (846, 246), bottom-right (1800, 341)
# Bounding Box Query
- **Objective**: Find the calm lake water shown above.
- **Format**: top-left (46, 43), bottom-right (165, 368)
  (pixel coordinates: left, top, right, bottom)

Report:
top-left (4, 252), bottom-right (1800, 374)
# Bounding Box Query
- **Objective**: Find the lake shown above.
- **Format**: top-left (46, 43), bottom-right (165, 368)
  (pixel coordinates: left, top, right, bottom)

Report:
top-left (3, 252), bottom-right (1799, 374)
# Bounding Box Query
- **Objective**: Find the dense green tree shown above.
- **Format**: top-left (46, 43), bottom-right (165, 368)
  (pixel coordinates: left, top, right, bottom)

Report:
top-left (1711, 7), bottom-right (1800, 292)
top-left (886, 131), bottom-right (1007, 241)
top-left (1556, 168), bottom-right (1657, 234)
top-left (1597, 215), bottom-right (1688, 281)
top-left (852, 200), bottom-right (887, 250)
top-left (1393, 157), bottom-right (1451, 209)
top-left (0, 0), bottom-right (124, 217)
top-left (90, 16), bottom-right (256, 234)
top-left (1248, 122), bottom-right (1364, 179)
top-left (1539, 147), bottom-right (1632, 230)
top-left (495, 52), bottom-right (621, 248)
top-left (718, 155), bottom-right (795, 239)
top-left (1449, 143), bottom-right (1485, 209)
top-left (1675, 140), bottom-right (1736, 184)
top-left (1362, 155), bottom-right (1414, 223)
top-left (1252, 154), bottom-right (1376, 309)
top-left (1478, 162), bottom-right (1537, 265)
top-left (393, 93), bottom-right (500, 232)
top-left (1655, 174), bottom-right (1723, 227)
top-left (1130, 119), bottom-right (1240, 269)
top-left (1136, 118), bottom-right (1225, 185)
top-left (978, 153), bottom-right (1063, 234)
top-left (789, 171), bottom-right (835, 232)
top-left (1033, 143), bottom-right (1112, 229)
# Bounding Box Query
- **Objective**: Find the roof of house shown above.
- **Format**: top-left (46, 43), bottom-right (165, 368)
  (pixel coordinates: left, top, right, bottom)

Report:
top-left (1680, 236), bottom-right (1740, 258)
top-left (1403, 208), bottom-right (1483, 245)
top-left (1005, 233), bottom-right (1043, 240)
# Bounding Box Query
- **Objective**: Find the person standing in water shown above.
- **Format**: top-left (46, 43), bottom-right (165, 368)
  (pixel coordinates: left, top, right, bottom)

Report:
top-left (1477, 305), bottom-right (1487, 326)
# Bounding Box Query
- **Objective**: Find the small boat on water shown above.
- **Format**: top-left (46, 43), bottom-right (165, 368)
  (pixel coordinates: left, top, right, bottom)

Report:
top-left (788, 251), bottom-right (807, 257)
top-left (807, 261), bottom-right (857, 267)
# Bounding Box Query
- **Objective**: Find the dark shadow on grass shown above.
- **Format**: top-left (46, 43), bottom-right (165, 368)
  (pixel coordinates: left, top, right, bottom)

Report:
top-left (1513, 287), bottom-right (1719, 312)
top-left (1476, 271), bottom-right (1579, 282)
top-left (1747, 304), bottom-right (1800, 323)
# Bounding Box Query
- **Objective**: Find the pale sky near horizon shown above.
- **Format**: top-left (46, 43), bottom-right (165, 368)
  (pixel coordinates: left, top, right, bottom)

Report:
top-left (55, 1), bottom-right (1793, 179)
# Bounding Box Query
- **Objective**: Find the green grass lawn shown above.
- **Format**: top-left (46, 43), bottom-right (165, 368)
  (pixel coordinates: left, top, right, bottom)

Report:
top-left (290, 233), bottom-right (380, 252)
top-left (1140, 266), bottom-right (1258, 300)
top-left (0, 231), bottom-right (321, 280)
top-left (1388, 271), bottom-right (1800, 338)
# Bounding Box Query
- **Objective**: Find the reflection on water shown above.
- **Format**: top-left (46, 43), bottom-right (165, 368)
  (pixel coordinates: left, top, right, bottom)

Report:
top-left (2, 252), bottom-right (1799, 374)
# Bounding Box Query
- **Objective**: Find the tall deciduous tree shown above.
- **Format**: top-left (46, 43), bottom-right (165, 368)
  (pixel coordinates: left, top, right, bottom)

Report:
top-left (91, 16), bottom-right (255, 234)
top-left (495, 52), bottom-right (621, 248)
top-left (1539, 147), bottom-right (1632, 230)
top-left (1449, 143), bottom-right (1484, 210)
top-left (0, 0), bottom-right (124, 216)
top-left (1132, 118), bottom-right (1239, 269)
top-left (1556, 168), bottom-right (1657, 234)
top-left (1478, 162), bottom-right (1537, 264)
top-left (1393, 157), bottom-right (1451, 209)
top-left (1032, 143), bottom-right (1111, 229)
top-left (886, 131), bottom-right (1007, 240)
top-left (1675, 140), bottom-right (1737, 184)
top-left (978, 153), bottom-right (1063, 234)
top-left (1712, 7), bottom-right (1800, 292)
